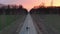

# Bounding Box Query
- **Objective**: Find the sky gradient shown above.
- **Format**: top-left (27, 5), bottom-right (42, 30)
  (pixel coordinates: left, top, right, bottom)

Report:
top-left (0, 0), bottom-right (60, 10)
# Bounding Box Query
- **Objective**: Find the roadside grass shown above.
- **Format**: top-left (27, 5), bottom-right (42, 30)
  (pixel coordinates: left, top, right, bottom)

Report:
top-left (31, 14), bottom-right (60, 33)
top-left (0, 14), bottom-right (26, 34)
top-left (0, 15), bottom-right (20, 30)
top-left (0, 16), bottom-right (2, 30)
top-left (43, 14), bottom-right (60, 32)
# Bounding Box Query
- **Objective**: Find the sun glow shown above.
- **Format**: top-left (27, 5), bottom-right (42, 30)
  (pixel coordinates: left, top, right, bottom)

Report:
top-left (0, 0), bottom-right (60, 10)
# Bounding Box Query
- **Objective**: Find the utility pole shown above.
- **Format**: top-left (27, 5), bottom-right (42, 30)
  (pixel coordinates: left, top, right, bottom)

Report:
top-left (51, 0), bottom-right (53, 6)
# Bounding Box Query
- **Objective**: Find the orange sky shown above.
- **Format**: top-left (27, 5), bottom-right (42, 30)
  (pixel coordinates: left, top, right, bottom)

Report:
top-left (0, 0), bottom-right (60, 10)
top-left (21, 0), bottom-right (60, 10)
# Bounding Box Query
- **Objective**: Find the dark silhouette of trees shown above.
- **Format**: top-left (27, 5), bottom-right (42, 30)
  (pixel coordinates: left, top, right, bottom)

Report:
top-left (0, 7), bottom-right (3, 15)
top-left (30, 8), bottom-right (37, 14)
top-left (30, 6), bottom-right (60, 14)
top-left (17, 5), bottom-right (28, 15)
top-left (5, 5), bottom-right (10, 15)
top-left (0, 5), bottom-right (28, 15)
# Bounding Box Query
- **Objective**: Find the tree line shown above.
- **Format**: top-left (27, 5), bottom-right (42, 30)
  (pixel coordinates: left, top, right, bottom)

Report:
top-left (0, 5), bottom-right (28, 15)
top-left (30, 7), bottom-right (60, 14)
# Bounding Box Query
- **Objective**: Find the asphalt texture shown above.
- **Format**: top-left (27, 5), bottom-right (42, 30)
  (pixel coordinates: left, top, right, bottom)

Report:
top-left (19, 14), bottom-right (37, 34)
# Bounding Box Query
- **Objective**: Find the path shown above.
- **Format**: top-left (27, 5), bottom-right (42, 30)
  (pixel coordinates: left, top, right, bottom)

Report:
top-left (19, 14), bottom-right (37, 34)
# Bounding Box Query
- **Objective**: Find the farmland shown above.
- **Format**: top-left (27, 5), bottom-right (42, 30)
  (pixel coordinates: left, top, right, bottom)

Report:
top-left (31, 14), bottom-right (60, 34)
top-left (0, 15), bottom-right (23, 30)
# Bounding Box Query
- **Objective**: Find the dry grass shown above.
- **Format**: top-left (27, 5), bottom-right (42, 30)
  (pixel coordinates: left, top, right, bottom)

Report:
top-left (0, 15), bottom-right (20, 30)
top-left (31, 14), bottom-right (60, 34)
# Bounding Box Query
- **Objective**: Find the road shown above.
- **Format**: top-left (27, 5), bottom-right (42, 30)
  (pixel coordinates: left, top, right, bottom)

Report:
top-left (19, 14), bottom-right (37, 34)
top-left (1, 13), bottom-right (59, 34)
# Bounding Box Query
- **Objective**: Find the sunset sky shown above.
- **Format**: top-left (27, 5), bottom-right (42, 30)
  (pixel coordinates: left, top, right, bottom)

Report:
top-left (0, 0), bottom-right (60, 10)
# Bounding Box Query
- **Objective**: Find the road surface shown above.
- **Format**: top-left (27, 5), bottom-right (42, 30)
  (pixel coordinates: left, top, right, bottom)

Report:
top-left (19, 14), bottom-right (37, 34)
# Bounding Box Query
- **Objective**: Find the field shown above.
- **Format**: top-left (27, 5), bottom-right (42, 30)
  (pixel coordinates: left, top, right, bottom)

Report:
top-left (42, 14), bottom-right (60, 32)
top-left (31, 14), bottom-right (60, 34)
top-left (0, 15), bottom-right (21, 30)
top-left (0, 14), bottom-right (27, 34)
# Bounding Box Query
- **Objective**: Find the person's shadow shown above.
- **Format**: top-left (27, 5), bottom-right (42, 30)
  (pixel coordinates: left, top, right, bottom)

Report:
top-left (26, 27), bottom-right (30, 31)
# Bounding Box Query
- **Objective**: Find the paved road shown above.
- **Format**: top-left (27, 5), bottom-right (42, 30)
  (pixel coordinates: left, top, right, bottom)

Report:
top-left (19, 14), bottom-right (37, 34)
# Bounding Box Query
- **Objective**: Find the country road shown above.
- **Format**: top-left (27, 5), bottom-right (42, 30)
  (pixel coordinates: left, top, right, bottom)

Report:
top-left (19, 14), bottom-right (37, 34)
top-left (0, 13), bottom-right (60, 34)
